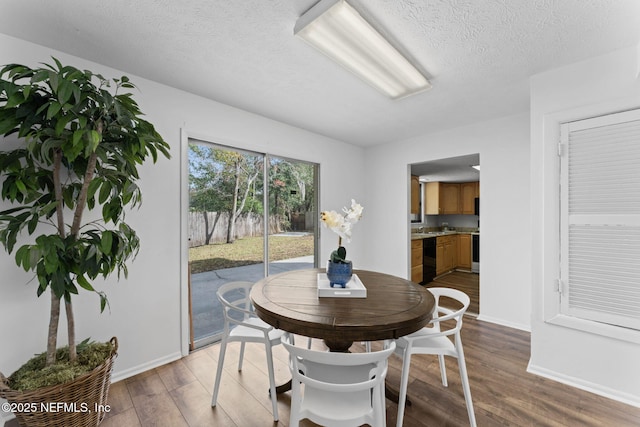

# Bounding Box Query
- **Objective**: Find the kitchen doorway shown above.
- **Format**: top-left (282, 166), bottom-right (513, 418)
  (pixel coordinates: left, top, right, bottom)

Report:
top-left (410, 153), bottom-right (480, 315)
top-left (187, 139), bottom-right (319, 349)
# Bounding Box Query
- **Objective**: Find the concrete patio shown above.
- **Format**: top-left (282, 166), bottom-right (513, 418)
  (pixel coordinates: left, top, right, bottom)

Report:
top-left (190, 256), bottom-right (314, 343)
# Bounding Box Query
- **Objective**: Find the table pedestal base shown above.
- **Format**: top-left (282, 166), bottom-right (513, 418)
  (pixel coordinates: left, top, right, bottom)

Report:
top-left (323, 338), bottom-right (354, 353)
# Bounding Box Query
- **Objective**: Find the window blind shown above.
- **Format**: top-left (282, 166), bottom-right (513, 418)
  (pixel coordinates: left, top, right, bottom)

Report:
top-left (560, 109), bottom-right (640, 330)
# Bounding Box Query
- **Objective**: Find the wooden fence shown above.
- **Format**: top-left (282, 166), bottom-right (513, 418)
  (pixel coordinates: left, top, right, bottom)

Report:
top-left (188, 211), bottom-right (314, 247)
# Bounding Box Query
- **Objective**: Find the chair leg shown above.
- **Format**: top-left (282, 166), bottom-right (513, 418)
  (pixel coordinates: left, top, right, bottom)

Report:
top-left (456, 343), bottom-right (477, 427)
top-left (238, 341), bottom-right (245, 371)
top-left (375, 381), bottom-right (386, 427)
top-left (264, 342), bottom-right (279, 422)
top-left (438, 354), bottom-right (448, 386)
top-left (289, 375), bottom-right (301, 427)
top-left (211, 338), bottom-right (228, 407)
top-left (396, 348), bottom-right (412, 427)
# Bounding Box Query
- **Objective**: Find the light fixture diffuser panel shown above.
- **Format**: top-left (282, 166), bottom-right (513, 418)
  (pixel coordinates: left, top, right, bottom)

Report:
top-left (295, 0), bottom-right (431, 99)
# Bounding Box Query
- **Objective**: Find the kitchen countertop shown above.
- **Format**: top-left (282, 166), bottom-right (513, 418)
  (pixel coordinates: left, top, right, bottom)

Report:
top-left (411, 230), bottom-right (478, 240)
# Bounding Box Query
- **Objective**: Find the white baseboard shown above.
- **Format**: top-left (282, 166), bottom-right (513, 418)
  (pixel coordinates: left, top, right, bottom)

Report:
top-left (527, 362), bottom-right (640, 408)
top-left (476, 314), bottom-right (531, 332)
top-left (111, 351), bottom-right (183, 383)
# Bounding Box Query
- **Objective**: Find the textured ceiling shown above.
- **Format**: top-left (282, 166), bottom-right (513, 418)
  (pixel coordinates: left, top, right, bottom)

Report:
top-left (0, 0), bottom-right (639, 147)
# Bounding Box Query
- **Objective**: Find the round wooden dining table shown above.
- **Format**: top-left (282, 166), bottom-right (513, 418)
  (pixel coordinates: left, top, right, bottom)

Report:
top-left (251, 268), bottom-right (435, 351)
top-left (251, 268), bottom-right (435, 399)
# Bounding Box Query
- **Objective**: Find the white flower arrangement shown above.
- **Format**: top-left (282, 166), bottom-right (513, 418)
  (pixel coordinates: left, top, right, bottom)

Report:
top-left (320, 199), bottom-right (363, 263)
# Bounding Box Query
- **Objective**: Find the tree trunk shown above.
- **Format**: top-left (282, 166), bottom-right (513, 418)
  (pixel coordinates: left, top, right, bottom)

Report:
top-left (46, 150), bottom-right (65, 366)
top-left (227, 162), bottom-right (241, 243)
top-left (203, 211), bottom-right (211, 245)
top-left (65, 300), bottom-right (76, 362)
top-left (210, 212), bottom-right (221, 243)
top-left (66, 123), bottom-right (100, 362)
top-left (46, 291), bottom-right (61, 366)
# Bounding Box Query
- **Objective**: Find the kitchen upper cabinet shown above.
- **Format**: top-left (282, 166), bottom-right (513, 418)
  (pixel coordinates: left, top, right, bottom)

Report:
top-left (411, 175), bottom-right (420, 215)
top-left (425, 182), bottom-right (459, 214)
top-left (441, 183), bottom-right (460, 214)
top-left (426, 181), bottom-right (478, 215)
top-left (460, 182), bottom-right (478, 215)
top-left (457, 234), bottom-right (472, 269)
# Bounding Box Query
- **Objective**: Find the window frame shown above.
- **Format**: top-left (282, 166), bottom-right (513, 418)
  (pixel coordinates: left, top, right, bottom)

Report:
top-left (545, 108), bottom-right (640, 344)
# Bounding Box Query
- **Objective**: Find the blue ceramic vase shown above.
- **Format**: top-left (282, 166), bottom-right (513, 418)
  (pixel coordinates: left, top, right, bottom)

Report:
top-left (326, 260), bottom-right (353, 288)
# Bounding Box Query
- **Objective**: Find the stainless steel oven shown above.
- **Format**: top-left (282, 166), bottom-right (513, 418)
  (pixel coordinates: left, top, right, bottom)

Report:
top-left (472, 234), bottom-right (479, 273)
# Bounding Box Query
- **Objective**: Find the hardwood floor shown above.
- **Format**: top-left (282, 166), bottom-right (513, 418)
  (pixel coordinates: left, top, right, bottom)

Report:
top-left (429, 270), bottom-right (479, 316)
top-left (4, 274), bottom-right (640, 426)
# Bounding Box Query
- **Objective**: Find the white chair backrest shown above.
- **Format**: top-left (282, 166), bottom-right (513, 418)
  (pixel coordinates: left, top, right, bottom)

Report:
top-left (282, 334), bottom-right (395, 393)
top-left (427, 287), bottom-right (470, 336)
top-left (216, 281), bottom-right (255, 326)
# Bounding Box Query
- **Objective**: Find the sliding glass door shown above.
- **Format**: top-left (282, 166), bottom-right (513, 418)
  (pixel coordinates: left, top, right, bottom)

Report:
top-left (187, 140), bottom-right (318, 348)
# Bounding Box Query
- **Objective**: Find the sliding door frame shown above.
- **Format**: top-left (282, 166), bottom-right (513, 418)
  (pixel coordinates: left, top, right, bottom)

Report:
top-left (180, 130), bottom-right (319, 355)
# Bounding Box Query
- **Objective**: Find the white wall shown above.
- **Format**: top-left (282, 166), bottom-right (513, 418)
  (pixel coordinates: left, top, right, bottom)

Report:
top-left (363, 113), bottom-right (532, 331)
top-left (0, 34), bottom-right (366, 399)
top-left (529, 45), bottom-right (640, 406)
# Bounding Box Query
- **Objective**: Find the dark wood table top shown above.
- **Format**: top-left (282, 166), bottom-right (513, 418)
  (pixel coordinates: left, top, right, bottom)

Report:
top-left (251, 268), bottom-right (435, 352)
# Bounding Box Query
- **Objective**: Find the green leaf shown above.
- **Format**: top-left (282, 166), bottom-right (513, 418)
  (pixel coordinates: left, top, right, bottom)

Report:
top-left (14, 179), bottom-right (26, 194)
top-left (0, 111), bottom-right (20, 135)
top-left (32, 69), bottom-right (49, 83)
top-left (87, 177), bottom-right (101, 202)
top-left (46, 102), bottom-right (62, 120)
top-left (101, 231), bottom-right (112, 255)
top-left (100, 294), bottom-right (108, 313)
top-left (57, 79), bottom-right (73, 105)
top-left (5, 92), bottom-right (24, 109)
top-left (47, 70), bottom-right (59, 92)
top-left (88, 130), bottom-right (101, 152)
top-left (98, 181), bottom-right (111, 205)
top-left (72, 129), bottom-right (83, 146)
top-left (27, 212), bottom-right (39, 234)
top-left (77, 274), bottom-right (95, 292)
top-left (15, 245), bottom-right (30, 270)
top-left (54, 114), bottom-right (71, 136)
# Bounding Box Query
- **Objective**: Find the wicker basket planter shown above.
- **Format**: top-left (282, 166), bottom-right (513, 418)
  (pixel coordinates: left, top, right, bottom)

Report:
top-left (0, 337), bottom-right (118, 427)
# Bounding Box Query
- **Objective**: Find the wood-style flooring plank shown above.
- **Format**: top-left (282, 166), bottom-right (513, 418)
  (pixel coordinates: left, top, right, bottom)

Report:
top-left (169, 380), bottom-right (234, 426)
top-left (5, 283), bottom-right (640, 426)
top-left (430, 271), bottom-right (479, 315)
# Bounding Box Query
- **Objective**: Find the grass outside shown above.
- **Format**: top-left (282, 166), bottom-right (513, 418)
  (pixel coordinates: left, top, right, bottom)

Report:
top-left (189, 234), bottom-right (314, 274)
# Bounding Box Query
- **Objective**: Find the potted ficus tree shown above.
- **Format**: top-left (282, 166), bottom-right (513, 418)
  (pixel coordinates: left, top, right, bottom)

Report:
top-left (0, 58), bottom-right (170, 426)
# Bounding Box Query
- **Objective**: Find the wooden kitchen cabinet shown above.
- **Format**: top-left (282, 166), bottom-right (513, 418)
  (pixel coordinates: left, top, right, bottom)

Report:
top-left (440, 183), bottom-right (460, 214)
top-left (435, 238), bottom-right (445, 274)
top-left (411, 239), bottom-right (423, 283)
top-left (436, 235), bottom-right (457, 275)
top-left (411, 175), bottom-right (420, 215)
top-left (457, 233), bottom-right (472, 269)
top-left (425, 182), bottom-right (460, 215)
top-left (460, 182), bottom-right (478, 215)
top-left (426, 181), bottom-right (478, 215)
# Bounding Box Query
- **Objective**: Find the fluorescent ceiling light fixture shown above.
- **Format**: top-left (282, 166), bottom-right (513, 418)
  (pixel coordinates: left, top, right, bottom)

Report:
top-left (295, 0), bottom-right (431, 99)
top-left (471, 165), bottom-right (480, 171)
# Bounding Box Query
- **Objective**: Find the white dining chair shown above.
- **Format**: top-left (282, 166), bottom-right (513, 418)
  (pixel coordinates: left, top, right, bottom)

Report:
top-left (282, 333), bottom-right (396, 427)
top-left (394, 287), bottom-right (476, 427)
top-left (210, 281), bottom-right (284, 422)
